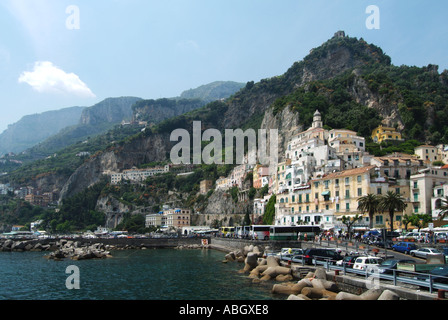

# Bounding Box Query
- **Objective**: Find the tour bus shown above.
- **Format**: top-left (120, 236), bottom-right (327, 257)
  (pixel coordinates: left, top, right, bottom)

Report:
top-left (249, 225), bottom-right (271, 240)
top-left (235, 226), bottom-right (251, 239)
top-left (220, 226), bottom-right (235, 237)
top-left (269, 225), bottom-right (321, 241)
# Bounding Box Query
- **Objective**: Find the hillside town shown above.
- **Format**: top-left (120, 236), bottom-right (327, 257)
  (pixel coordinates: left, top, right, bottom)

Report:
top-left (1, 110), bottom-right (448, 237)
top-left (100, 110), bottom-right (448, 235)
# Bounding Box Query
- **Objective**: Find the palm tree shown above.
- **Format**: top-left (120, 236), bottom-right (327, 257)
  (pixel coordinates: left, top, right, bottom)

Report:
top-left (438, 196), bottom-right (448, 221)
top-left (357, 194), bottom-right (380, 229)
top-left (378, 191), bottom-right (407, 232)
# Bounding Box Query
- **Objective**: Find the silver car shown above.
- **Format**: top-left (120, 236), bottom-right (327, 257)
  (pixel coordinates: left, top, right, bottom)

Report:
top-left (410, 247), bottom-right (441, 259)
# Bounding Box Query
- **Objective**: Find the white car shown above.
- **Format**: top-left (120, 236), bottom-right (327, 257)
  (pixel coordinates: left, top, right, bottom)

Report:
top-left (397, 232), bottom-right (426, 241)
top-left (410, 247), bottom-right (442, 259)
top-left (353, 256), bottom-right (383, 272)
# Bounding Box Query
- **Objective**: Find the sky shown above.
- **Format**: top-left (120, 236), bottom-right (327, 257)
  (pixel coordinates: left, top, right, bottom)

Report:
top-left (0, 0), bottom-right (447, 133)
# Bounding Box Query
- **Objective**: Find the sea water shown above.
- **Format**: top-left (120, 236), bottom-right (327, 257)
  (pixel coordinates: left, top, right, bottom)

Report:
top-left (0, 249), bottom-right (278, 300)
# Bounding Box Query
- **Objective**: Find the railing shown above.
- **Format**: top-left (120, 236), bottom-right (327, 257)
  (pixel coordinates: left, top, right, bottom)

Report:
top-left (288, 255), bottom-right (448, 294)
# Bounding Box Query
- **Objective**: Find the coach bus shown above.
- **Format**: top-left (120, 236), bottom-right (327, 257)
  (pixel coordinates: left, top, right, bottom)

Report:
top-left (249, 225), bottom-right (271, 240)
top-left (269, 225), bottom-right (321, 241)
top-left (235, 226), bottom-right (251, 239)
top-left (220, 226), bottom-right (235, 237)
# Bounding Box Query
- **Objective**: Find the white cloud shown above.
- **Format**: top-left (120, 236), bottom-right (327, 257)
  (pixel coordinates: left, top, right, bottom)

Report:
top-left (18, 61), bottom-right (96, 98)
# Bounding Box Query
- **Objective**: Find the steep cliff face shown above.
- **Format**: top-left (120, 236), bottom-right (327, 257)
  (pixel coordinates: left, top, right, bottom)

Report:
top-left (80, 97), bottom-right (142, 125)
top-left (260, 105), bottom-right (303, 163)
top-left (0, 106), bottom-right (85, 155)
top-left (132, 98), bottom-right (207, 125)
top-left (59, 132), bottom-right (170, 200)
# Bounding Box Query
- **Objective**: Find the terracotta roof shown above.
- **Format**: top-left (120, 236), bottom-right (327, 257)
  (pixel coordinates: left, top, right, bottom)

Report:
top-left (314, 165), bottom-right (377, 181)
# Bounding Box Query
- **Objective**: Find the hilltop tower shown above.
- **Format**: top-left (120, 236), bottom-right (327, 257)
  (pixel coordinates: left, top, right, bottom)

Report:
top-left (312, 110), bottom-right (323, 129)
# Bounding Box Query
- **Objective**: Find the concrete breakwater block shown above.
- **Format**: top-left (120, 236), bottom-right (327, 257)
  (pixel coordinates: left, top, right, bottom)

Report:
top-left (335, 288), bottom-right (383, 301)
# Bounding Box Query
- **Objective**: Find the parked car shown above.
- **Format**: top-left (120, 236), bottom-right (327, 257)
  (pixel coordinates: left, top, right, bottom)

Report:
top-left (410, 247), bottom-right (442, 259)
top-left (353, 256), bottom-right (383, 272)
top-left (384, 231), bottom-right (401, 240)
top-left (302, 248), bottom-right (343, 265)
top-left (280, 248), bottom-right (304, 261)
top-left (377, 259), bottom-right (415, 274)
top-left (372, 239), bottom-right (394, 249)
top-left (416, 265), bottom-right (448, 285)
top-left (336, 255), bottom-right (359, 268)
top-left (397, 232), bottom-right (427, 241)
top-left (392, 242), bottom-right (417, 254)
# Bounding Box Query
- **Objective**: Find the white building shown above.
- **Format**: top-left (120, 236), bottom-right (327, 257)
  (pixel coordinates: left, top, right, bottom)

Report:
top-left (431, 184), bottom-right (448, 221)
top-left (410, 167), bottom-right (448, 215)
top-left (111, 165), bottom-right (170, 184)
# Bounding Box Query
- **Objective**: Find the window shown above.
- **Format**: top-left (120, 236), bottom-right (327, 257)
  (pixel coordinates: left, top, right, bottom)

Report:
top-left (292, 195), bottom-right (295, 202)
top-left (357, 175), bottom-right (362, 183)
top-left (299, 195), bottom-right (302, 203)
top-left (358, 188), bottom-right (362, 196)
top-left (346, 203), bottom-right (350, 211)
top-left (377, 188), bottom-right (382, 195)
top-left (336, 204), bottom-right (340, 212)
top-left (345, 177), bottom-right (350, 185)
top-left (345, 190), bottom-right (350, 199)
top-left (376, 216), bottom-right (383, 224)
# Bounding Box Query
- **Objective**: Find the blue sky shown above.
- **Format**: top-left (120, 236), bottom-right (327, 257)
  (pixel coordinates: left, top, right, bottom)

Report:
top-left (0, 0), bottom-right (447, 132)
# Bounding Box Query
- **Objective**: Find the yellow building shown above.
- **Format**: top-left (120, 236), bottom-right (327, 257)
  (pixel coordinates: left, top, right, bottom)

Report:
top-left (371, 125), bottom-right (403, 144)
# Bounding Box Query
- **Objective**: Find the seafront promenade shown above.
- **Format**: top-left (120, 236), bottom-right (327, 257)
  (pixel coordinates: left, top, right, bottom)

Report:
top-left (209, 237), bottom-right (447, 301)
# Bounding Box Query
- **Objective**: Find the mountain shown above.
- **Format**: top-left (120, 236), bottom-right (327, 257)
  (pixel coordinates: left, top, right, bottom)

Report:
top-left (3, 31), bottom-right (448, 232)
top-left (58, 31), bottom-right (448, 202)
top-left (9, 82), bottom-right (245, 158)
top-left (79, 97), bottom-right (142, 126)
top-left (56, 32), bottom-right (393, 198)
top-left (21, 97), bottom-right (142, 158)
top-left (0, 106), bottom-right (86, 156)
top-left (179, 81), bottom-right (245, 102)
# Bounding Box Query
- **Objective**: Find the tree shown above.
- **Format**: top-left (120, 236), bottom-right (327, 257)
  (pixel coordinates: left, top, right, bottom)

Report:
top-left (409, 214), bottom-right (432, 232)
top-left (401, 214), bottom-right (412, 232)
top-left (263, 195), bottom-right (276, 225)
top-left (341, 214), bottom-right (363, 240)
top-left (357, 194), bottom-right (380, 229)
top-left (378, 191), bottom-right (407, 232)
top-left (437, 196), bottom-right (448, 221)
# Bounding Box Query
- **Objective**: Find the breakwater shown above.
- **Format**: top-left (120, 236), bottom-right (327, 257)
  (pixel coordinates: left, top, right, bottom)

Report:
top-left (0, 237), bottom-right (208, 260)
top-left (216, 239), bottom-right (440, 301)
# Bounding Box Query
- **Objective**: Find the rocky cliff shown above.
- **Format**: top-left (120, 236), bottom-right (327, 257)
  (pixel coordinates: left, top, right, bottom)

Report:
top-left (80, 97), bottom-right (142, 125)
top-left (59, 131), bottom-right (170, 200)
